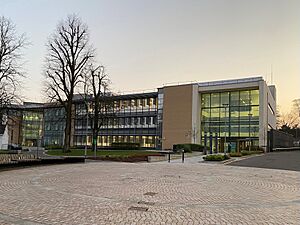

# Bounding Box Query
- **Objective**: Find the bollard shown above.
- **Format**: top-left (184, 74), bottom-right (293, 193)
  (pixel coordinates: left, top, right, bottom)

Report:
top-left (181, 149), bottom-right (184, 163)
top-left (168, 152), bottom-right (171, 163)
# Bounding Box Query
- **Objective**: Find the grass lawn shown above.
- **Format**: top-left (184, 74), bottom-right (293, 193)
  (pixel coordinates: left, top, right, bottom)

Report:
top-left (46, 149), bottom-right (160, 157)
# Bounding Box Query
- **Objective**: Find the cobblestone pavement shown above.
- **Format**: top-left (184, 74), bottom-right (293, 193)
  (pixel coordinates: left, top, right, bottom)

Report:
top-left (0, 162), bottom-right (299, 225)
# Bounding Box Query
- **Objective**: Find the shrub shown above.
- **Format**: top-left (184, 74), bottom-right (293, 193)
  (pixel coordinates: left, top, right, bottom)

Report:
top-left (240, 146), bottom-right (264, 152)
top-left (173, 143), bottom-right (206, 153)
top-left (241, 150), bottom-right (264, 156)
top-left (111, 142), bottom-right (141, 150)
top-left (203, 154), bottom-right (230, 161)
top-left (45, 145), bottom-right (63, 150)
top-left (229, 152), bottom-right (242, 157)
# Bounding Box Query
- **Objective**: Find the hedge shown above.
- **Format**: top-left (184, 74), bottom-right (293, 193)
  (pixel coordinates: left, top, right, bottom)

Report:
top-left (111, 142), bottom-right (141, 150)
top-left (45, 145), bottom-right (63, 150)
top-left (203, 154), bottom-right (230, 161)
top-left (229, 150), bottom-right (264, 157)
top-left (229, 152), bottom-right (242, 157)
top-left (240, 146), bottom-right (264, 151)
top-left (173, 143), bottom-right (206, 153)
top-left (240, 150), bottom-right (264, 156)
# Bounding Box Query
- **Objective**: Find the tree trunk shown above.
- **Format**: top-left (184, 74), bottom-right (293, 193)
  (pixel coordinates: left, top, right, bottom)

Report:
top-left (92, 99), bottom-right (99, 153)
top-left (92, 130), bottom-right (97, 153)
top-left (63, 100), bottom-right (72, 152)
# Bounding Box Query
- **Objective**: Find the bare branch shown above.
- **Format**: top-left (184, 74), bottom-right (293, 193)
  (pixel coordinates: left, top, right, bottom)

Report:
top-left (84, 64), bottom-right (113, 150)
top-left (43, 14), bottom-right (95, 152)
top-left (0, 16), bottom-right (27, 122)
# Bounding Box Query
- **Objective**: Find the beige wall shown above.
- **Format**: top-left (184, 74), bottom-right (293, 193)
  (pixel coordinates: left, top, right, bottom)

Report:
top-left (8, 116), bottom-right (21, 145)
top-left (162, 84), bottom-right (194, 149)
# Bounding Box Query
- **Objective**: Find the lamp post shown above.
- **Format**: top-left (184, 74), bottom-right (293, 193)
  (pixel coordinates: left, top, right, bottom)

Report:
top-left (222, 103), bottom-right (229, 154)
top-left (84, 74), bottom-right (88, 159)
top-left (85, 106), bottom-right (89, 159)
top-left (248, 113), bottom-right (253, 151)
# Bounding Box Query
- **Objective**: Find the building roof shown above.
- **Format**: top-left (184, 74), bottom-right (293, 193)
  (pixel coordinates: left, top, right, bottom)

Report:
top-left (198, 76), bottom-right (263, 87)
top-left (72, 92), bottom-right (158, 103)
top-left (6, 91), bottom-right (159, 111)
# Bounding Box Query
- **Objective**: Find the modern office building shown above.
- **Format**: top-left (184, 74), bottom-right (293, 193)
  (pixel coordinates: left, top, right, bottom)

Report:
top-left (2, 76), bottom-right (276, 152)
top-left (72, 92), bottom-right (160, 149)
top-left (161, 77), bottom-right (276, 152)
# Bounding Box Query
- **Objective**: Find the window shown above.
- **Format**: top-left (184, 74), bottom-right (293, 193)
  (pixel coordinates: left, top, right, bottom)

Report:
top-left (240, 90), bottom-right (250, 106)
top-left (146, 117), bottom-right (151, 125)
top-left (134, 117), bottom-right (138, 125)
top-left (201, 109), bottom-right (210, 121)
top-left (131, 99), bottom-right (135, 108)
top-left (230, 106), bottom-right (239, 123)
top-left (119, 117), bottom-right (125, 126)
top-left (230, 91), bottom-right (239, 106)
top-left (140, 117), bottom-right (145, 125)
top-left (201, 94), bottom-right (210, 108)
top-left (220, 92), bottom-right (229, 106)
top-left (125, 118), bottom-right (130, 126)
top-left (211, 93), bottom-right (220, 107)
top-left (250, 90), bottom-right (259, 105)
top-left (201, 89), bottom-right (259, 140)
top-left (153, 117), bottom-right (157, 125)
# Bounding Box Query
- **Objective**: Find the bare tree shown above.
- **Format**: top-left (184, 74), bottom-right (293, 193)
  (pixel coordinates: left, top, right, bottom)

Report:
top-left (277, 100), bottom-right (300, 129)
top-left (292, 99), bottom-right (300, 117)
top-left (0, 16), bottom-right (27, 121)
top-left (85, 65), bottom-right (113, 153)
top-left (44, 15), bottom-right (94, 152)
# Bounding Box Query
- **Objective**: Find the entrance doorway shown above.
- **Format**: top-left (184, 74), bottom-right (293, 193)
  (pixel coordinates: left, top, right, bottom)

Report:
top-left (24, 139), bottom-right (37, 147)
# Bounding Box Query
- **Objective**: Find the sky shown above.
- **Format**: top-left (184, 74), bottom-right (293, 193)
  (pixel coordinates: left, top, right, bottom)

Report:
top-left (0, 0), bottom-right (299, 112)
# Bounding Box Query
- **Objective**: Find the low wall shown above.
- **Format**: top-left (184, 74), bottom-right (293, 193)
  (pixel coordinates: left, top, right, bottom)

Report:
top-left (147, 155), bottom-right (167, 162)
top-left (0, 157), bottom-right (85, 171)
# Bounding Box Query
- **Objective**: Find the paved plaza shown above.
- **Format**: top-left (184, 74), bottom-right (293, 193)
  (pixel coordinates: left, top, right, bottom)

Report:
top-left (0, 161), bottom-right (299, 225)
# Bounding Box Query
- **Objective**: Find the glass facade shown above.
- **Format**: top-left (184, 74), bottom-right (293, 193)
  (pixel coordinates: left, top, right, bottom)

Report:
top-left (22, 111), bottom-right (43, 146)
top-left (156, 91), bottom-right (164, 149)
top-left (73, 135), bottom-right (157, 148)
top-left (11, 78), bottom-right (269, 151)
top-left (201, 89), bottom-right (259, 152)
top-left (73, 94), bottom-right (159, 148)
top-left (43, 107), bottom-right (65, 146)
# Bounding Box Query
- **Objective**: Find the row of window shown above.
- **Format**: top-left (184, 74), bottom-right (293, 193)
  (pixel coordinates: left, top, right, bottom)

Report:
top-left (44, 136), bottom-right (63, 146)
top-left (22, 113), bottom-right (43, 139)
top-left (112, 98), bottom-right (157, 109)
top-left (74, 135), bottom-right (157, 148)
top-left (22, 129), bottom-right (42, 139)
top-left (44, 122), bottom-right (65, 131)
top-left (36, 115), bottom-right (158, 132)
top-left (23, 123), bottom-right (43, 130)
top-left (201, 89), bottom-right (260, 138)
top-left (44, 108), bottom-right (65, 118)
top-left (74, 116), bottom-right (157, 130)
top-left (23, 112), bottom-right (43, 121)
top-left (75, 97), bottom-right (158, 115)
top-left (201, 89), bottom-right (259, 108)
top-left (202, 106), bottom-right (259, 123)
top-left (201, 124), bottom-right (259, 137)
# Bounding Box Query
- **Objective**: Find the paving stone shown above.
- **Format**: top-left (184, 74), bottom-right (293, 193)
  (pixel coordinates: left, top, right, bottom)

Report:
top-left (0, 162), bottom-right (299, 224)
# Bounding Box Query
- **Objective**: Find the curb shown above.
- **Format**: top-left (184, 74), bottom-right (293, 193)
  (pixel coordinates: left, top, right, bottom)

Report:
top-left (224, 154), bottom-right (264, 165)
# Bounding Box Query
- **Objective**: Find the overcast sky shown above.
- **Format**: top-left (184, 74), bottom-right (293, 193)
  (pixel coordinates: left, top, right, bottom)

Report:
top-left (1, 0), bottom-right (299, 112)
